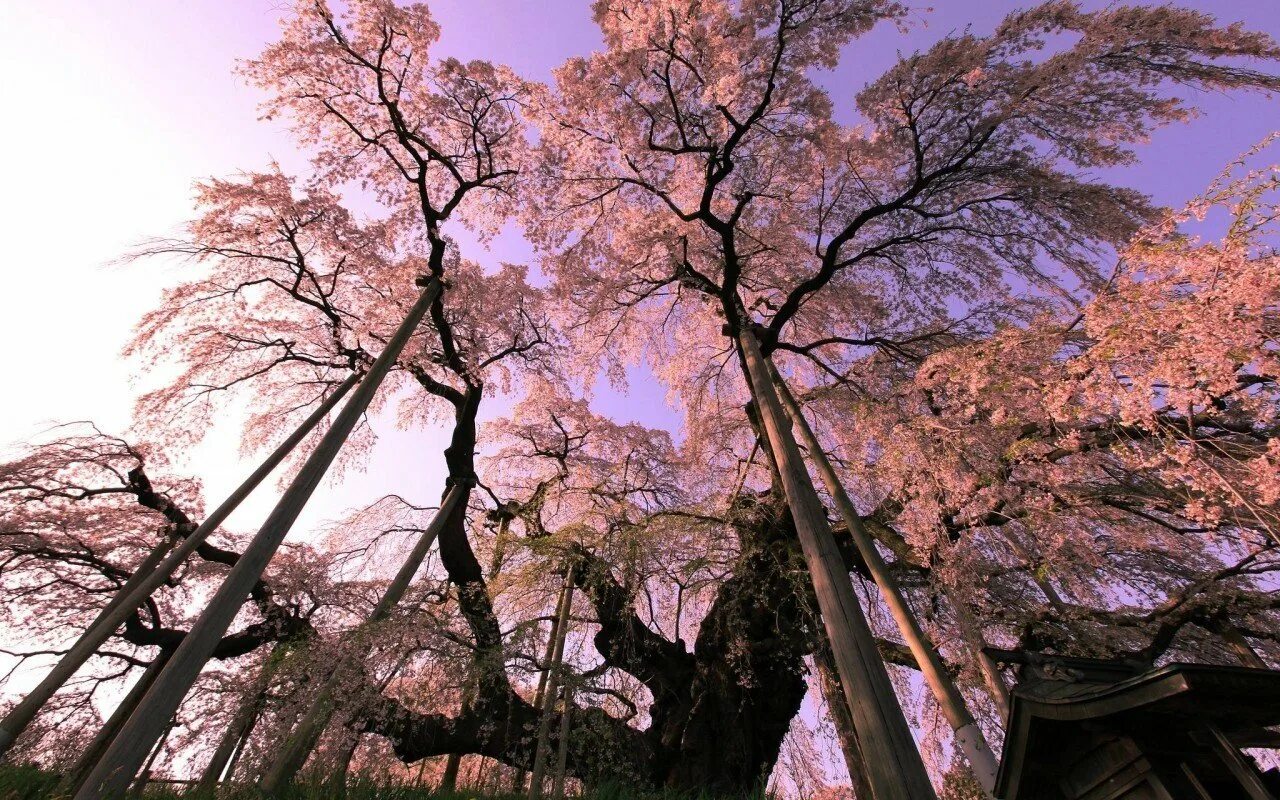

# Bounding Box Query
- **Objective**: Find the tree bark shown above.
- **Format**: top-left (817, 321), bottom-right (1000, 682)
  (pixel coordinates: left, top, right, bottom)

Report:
top-left (772, 370), bottom-right (999, 794)
top-left (260, 481), bottom-right (465, 792)
top-left (0, 370), bottom-right (359, 759)
top-left (738, 328), bottom-right (936, 800)
top-left (330, 734), bottom-right (360, 795)
top-left (74, 278), bottom-right (443, 800)
top-left (439, 753), bottom-right (463, 792)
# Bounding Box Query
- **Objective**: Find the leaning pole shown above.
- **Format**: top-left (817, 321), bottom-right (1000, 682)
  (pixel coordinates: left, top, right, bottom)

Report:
top-left (737, 327), bottom-right (937, 800)
top-left (528, 564), bottom-right (576, 800)
top-left (0, 370), bottom-right (361, 759)
top-left (74, 277), bottom-right (443, 800)
top-left (259, 482), bottom-right (467, 792)
top-left (771, 368), bottom-right (1000, 794)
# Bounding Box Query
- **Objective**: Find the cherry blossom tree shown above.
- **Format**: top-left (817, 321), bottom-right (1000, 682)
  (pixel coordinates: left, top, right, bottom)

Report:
top-left (4, 2), bottom-right (1280, 798)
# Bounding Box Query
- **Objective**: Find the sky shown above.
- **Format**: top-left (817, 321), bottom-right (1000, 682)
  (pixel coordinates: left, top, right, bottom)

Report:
top-left (0, 0), bottom-right (1278, 565)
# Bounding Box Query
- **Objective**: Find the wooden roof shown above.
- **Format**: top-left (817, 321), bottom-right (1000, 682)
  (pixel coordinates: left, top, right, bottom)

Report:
top-left (995, 659), bottom-right (1280, 799)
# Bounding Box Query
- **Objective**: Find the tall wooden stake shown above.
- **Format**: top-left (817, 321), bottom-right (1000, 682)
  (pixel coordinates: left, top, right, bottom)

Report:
top-left (260, 481), bottom-right (466, 792)
top-left (528, 566), bottom-right (575, 800)
top-left (57, 650), bottom-right (172, 796)
top-left (129, 713), bottom-right (176, 797)
top-left (550, 683), bottom-right (573, 799)
top-left (738, 328), bottom-right (936, 800)
top-left (74, 278), bottom-right (443, 800)
top-left (196, 655), bottom-right (279, 792)
top-left (948, 597), bottom-right (1012, 721)
top-left (515, 573), bottom-right (571, 792)
top-left (771, 369), bottom-right (999, 793)
top-left (813, 643), bottom-right (873, 799)
top-left (0, 370), bottom-right (361, 759)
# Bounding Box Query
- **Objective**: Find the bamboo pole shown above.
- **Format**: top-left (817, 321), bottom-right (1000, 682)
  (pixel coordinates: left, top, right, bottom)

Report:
top-left (74, 277), bottom-right (444, 800)
top-left (0, 370), bottom-right (361, 759)
top-left (260, 481), bottom-right (466, 792)
top-left (528, 566), bottom-right (575, 800)
top-left (737, 328), bottom-right (936, 800)
top-left (770, 369), bottom-right (1000, 793)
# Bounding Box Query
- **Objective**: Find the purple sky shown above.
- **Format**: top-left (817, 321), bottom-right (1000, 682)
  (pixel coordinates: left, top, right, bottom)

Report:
top-left (1, 0), bottom-right (1278, 582)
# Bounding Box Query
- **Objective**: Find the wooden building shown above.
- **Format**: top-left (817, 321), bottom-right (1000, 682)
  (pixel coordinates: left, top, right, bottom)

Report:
top-left (992, 652), bottom-right (1280, 799)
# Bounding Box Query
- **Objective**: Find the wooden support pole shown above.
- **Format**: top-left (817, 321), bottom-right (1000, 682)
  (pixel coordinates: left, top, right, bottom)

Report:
top-left (1210, 619), bottom-right (1269, 669)
top-left (515, 573), bottom-right (572, 793)
top-left (949, 598), bottom-right (1012, 722)
top-left (57, 650), bottom-right (172, 797)
top-left (738, 328), bottom-right (936, 800)
top-left (74, 278), bottom-right (443, 800)
top-left (814, 643), bottom-right (874, 799)
top-left (771, 369), bottom-right (999, 793)
top-left (0, 369), bottom-right (361, 759)
top-left (550, 683), bottom-right (573, 800)
top-left (196, 655), bottom-right (278, 792)
top-left (129, 713), bottom-right (176, 797)
top-left (260, 482), bottom-right (465, 792)
top-left (528, 566), bottom-right (575, 800)
top-left (1206, 725), bottom-right (1276, 800)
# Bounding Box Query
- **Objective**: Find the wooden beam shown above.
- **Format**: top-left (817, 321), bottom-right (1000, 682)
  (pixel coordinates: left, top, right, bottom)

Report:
top-left (771, 368), bottom-right (1000, 793)
top-left (74, 278), bottom-right (444, 800)
top-left (738, 329), bottom-right (936, 800)
top-left (0, 370), bottom-right (361, 758)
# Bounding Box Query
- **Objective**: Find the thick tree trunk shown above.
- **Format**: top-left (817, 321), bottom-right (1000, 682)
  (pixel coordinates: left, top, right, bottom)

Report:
top-left (440, 753), bottom-right (463, 792)
top-left (772, 371), bottom-right (999, 794)
top-left (261, 481), bottom-right (465, 792)
top-left (75, 278), bottom-right (443, 800)
top-left (354, 489), bottom-right (871, 797)
top-left (814, 645), bottom-right (873, 800)
top-left (0, 370), bottom-right (360, 760)
top-left (330, 734), bottom-right (360, 794)
top-left (738, 328), bottom-right (936, 800)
